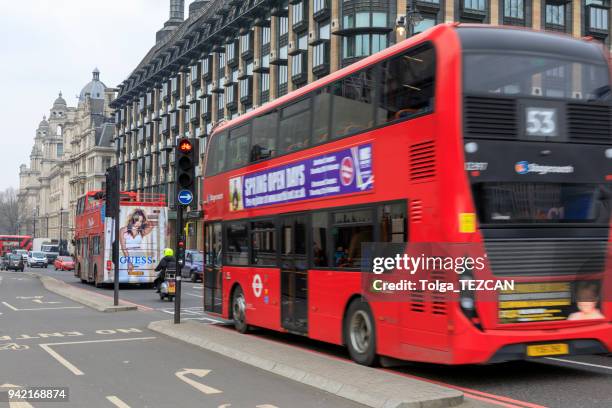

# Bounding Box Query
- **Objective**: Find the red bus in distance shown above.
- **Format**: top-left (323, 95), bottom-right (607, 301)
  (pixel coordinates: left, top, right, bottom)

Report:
top-left (74, 191), bottom-right (168, 287)
top-left (202, 24), bottom-right (612, 365)
top-left (0, 236), bottom-right (33, 256)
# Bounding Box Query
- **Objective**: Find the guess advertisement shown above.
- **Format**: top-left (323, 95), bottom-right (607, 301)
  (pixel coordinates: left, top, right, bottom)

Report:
top-left (229, 143), bottom-right (374, 211)
top-left (104, 206), bottom-right (167, 283)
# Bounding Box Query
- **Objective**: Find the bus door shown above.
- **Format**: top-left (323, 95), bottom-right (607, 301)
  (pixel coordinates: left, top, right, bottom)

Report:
top-left (204, 223), bottom-right (223, 314)
top-left (280, 215), bottom-right (308, 334)
top-left (81, 237), bottom-right (89, 280)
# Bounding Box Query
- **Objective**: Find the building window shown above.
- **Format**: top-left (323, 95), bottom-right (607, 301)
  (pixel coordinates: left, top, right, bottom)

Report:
top-left (504, 0), bottom-right (525, 20)
top-left (586, 0), bottom-right (609, 32)
top-left (56, 143), bottom-right (63, 158)
top-left (313, 0), bottom-right (329, 16)
top-left (545, 2), bottom-right (565, 29)
top-left (413, 17), bottom-right (437, 34)
top-left (260, 73), bottom-right (270, 103)
top-left (463, 0), bottom-right (487, 12)
top-left (313, 42), bottom-right (329, 72)
top-left (278, 65), bottom-right (289, 96)
top-left (279, 16), bottom-right (289, 36)
top-left (342, 34), bottom-right (388, 60)
top-left (343, 11), bottom-right (388, 28)
top-left (262, 26), bottom-right (271, 46)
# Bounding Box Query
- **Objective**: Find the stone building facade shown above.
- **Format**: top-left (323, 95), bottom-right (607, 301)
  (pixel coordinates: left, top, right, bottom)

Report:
top-left (111, 0), bottom-right (611, 250)
top-left (18, 70), bottom-right (116, 252)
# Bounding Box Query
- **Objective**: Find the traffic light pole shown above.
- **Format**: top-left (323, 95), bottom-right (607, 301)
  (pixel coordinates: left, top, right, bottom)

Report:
top-left (113, 168), bottom-right (120, 306)
top-left (173, 136), bottom-right (197, 325)
top-left (174, 204), bottom-right (183, 324)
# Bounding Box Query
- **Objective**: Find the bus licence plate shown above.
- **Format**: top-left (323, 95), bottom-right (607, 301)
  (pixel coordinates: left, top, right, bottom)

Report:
top-left (128, 271), bottom-right (144, 276)
top-left (526, 343), bottom-right (568, 357)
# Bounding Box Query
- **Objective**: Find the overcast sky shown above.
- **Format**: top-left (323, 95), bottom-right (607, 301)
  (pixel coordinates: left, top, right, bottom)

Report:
top-left (0, 0), bottom-right (177, 191)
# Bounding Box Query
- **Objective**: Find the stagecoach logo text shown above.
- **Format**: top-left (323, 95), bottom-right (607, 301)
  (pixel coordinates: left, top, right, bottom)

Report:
top-left (515, 161), bottom-right (574, 175)
top-left (206, 193), bottom-right (224, 203)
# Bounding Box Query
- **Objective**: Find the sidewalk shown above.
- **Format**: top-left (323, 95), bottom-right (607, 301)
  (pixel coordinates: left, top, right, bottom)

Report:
top-left (33, 274), bottom-right (137, 312)
top-left (149, 320), bottom-right (466, 408)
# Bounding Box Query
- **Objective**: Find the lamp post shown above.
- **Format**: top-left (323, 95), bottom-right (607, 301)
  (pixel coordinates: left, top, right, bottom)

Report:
top-left (59, 207), bottom-right (63, 254)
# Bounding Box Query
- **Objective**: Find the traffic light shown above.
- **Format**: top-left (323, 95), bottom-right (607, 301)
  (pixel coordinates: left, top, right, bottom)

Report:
top-left (105, 166), bottom-right (120, 219)
top-left (177, 239), bottom-right (186, 265)
top-left (175, 137), bottom-right (198, 207)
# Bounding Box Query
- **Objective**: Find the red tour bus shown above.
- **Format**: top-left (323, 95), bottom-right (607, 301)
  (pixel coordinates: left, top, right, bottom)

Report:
top-left (0, 236), bottom-right (33, 256)
top-left (202, 24), bottom-right (612, 365)
top-left (74, 191), bottom-right (168, 287)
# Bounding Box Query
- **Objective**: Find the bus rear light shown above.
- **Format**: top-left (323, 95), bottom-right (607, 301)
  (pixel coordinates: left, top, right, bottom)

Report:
top-left (106, 260), bottom-right (113, 271)
top-left (606, 175), bottom-right (612, 181)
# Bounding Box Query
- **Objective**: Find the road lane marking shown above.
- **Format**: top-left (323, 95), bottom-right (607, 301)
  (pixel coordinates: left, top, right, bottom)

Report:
top-left (545, 357), bottom-right (612, 370)
top-left (256, 405), bottom-right (280, 408)
top-left (40, 337), bottom-right (156, 376)
top-left (2, 302), bottom-right (18, 311)
top-left (106, 395), bottom-right (131, 408)
top-left (175, 369), bottom-right (222, 395)
top-left (40, 344), bottom-right (84, 375)
top-left (185, 292), bottom-right (204, 298)
top-left (3, 301), bottom-right (82, 311)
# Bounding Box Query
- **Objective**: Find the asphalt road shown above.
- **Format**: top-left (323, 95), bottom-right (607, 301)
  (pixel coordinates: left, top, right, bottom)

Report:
top-left (0, 269), bottom-right (364, 408)
top-left (7, 266), bottom-right (612, 408)
top-left (31, 265), bottom-right (216, 323)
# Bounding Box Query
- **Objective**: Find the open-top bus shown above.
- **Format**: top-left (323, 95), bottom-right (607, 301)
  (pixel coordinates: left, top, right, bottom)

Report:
top-left (74, 191), bottom-right (168, 287)
top-left (202, 24), bottom-right (611, 365)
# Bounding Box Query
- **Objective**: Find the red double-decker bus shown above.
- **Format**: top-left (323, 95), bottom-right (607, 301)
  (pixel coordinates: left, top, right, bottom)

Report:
top-left (202, 24), bottom-right (612, 365)
top-left (74, 191), bottom-right (168, 287)
top-left (0, 235), bottom-right (32, 256)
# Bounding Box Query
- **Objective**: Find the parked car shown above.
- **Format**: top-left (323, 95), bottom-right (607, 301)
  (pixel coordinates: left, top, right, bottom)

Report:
top-left (181, 250), bottom-right (204, 282)
top-left (54, 256), bottom-right (75, 271)
top-left (0, 254), bottom-right (9, 270)
top-left (6, 254), bottom-right (24, 272)
top-left (27, 251), bottom-right (48, 268)
top-left (13, 249), bottom-right (28, 262)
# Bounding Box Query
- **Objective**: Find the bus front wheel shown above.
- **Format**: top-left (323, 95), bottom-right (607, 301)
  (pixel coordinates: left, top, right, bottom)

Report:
top-left (344, 300), bottom-right (378, 366)
top-left (232, 286), bottom-right (249, 334)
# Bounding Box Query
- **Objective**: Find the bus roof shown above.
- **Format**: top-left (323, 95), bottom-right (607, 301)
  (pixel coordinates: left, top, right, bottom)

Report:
top-left (208, 23), bottom-right (605, 140)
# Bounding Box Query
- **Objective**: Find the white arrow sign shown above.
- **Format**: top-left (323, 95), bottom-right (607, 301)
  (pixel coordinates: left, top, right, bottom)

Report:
top-left (175, 369), bottom-right (222, 395)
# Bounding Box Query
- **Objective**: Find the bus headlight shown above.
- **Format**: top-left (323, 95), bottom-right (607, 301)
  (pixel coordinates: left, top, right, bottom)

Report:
top-left (605, 148), bottom-right (612, 159)
top-left (459, 273), bottom-right (475, 311)
top-left (465, 142), bottom-right (478, 154)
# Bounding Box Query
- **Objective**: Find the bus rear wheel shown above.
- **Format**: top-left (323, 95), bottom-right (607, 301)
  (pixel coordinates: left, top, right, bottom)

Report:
top-left (344, 300), bottom-right (378, 366)
top-left (232, 286), bottom-right (249, 334)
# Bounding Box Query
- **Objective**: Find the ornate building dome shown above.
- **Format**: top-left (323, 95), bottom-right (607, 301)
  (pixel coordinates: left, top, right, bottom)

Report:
top-left (79, 68), bottom-right (107, 102)
top-left (38, 115), bottom-right (49, 129)
top-left (53, 92), bottom-right (67, 108)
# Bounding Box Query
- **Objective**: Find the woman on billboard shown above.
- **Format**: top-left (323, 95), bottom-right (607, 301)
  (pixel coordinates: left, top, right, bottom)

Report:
top-left (119, 208), bottom-right (158, 276)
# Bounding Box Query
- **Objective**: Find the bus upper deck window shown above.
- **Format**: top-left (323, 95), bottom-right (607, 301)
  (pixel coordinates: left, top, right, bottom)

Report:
top-left (378, 43), bottom-right (435, 124)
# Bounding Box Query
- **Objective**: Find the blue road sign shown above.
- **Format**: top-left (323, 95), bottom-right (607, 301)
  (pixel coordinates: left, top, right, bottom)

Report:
top-left (177, 190), bottom-right (193, 206)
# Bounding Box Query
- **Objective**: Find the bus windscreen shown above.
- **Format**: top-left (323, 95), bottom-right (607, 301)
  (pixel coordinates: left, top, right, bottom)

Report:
top-left (473, 182), bottom-right (611, 224)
